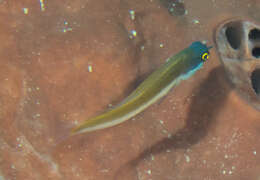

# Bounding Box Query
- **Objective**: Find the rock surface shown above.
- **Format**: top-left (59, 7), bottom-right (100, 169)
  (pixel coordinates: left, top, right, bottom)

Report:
top-left (0, 0), bottom-right (260, 179)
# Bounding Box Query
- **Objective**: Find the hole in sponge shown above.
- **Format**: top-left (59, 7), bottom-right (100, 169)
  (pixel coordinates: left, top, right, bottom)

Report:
top-left (225, 26), bottom-right (241, 50)
top-left (252, 47), bottom-right (260, 58)
top-left (251, 69), bottom-right (260, 96)
top-left (249, 28), bottom-right (260, 40)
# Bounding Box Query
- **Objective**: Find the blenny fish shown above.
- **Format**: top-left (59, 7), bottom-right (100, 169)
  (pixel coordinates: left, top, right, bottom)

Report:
top-left (71, 41), bottom-right (212, 135)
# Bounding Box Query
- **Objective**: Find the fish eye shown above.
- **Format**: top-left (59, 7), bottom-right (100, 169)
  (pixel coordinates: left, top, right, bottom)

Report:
top-left (201, 52), bottom-right (209, 61)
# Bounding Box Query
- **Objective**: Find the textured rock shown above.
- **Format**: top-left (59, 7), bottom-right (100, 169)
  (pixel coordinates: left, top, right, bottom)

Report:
top-left (0, 0), bottom-right (259, 179)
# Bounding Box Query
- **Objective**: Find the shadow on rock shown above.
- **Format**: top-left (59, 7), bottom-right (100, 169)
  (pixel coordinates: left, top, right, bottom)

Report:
top-left (114, 66), bottom-right (231, 179)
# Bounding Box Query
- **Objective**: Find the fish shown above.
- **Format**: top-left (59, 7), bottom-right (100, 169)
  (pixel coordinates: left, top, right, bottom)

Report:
top-left (71, 41), bottom-right (212, 135)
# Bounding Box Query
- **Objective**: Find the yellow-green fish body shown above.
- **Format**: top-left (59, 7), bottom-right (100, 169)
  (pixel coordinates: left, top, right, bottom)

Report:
top-left (71, 41), bottom-right (211, 135)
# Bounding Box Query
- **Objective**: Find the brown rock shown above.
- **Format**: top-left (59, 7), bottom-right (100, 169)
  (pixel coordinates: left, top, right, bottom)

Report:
top-left (0, 0), bottom-right (259, 179)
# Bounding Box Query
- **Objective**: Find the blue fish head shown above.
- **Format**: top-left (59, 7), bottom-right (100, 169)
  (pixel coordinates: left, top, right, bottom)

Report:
top-left (184, 41), bottom-right (212, 74)
top-left (189, 41), bottom-right (211, 60)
